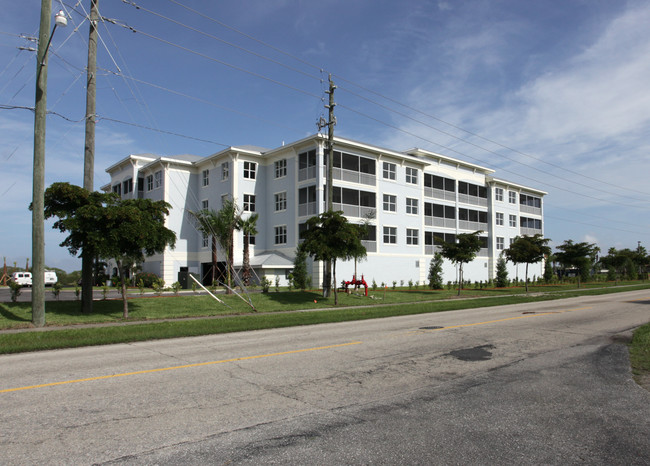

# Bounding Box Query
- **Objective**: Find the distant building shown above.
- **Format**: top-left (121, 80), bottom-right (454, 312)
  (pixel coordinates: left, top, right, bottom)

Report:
top-left (103, 134), bottom-right (546, 287)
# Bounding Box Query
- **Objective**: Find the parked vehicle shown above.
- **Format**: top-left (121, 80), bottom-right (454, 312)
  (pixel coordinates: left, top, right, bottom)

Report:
top-left (44, 271), bottom-right (58, 286)
top-left (11, 272), bottom-right (32, 287)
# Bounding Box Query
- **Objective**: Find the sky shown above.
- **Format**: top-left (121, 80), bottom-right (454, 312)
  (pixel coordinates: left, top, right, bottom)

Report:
top-left (1, 0), bottom-right (649, 272)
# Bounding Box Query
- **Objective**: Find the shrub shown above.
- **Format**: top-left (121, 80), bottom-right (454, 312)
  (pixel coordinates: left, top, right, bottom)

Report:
top-left (8, 280), bottom-right (21, 302)
top-left (261, 276), bottom-right (272, 293)
top-left (51, 282), bottom-right (63, 300)
top-left (134, 272), bottom-right (160, 288)
top-left (275, 276), bottom-right (280, 292)
top-left (392, 280), bottom-right (397, 290)
top-left (171, 281), bottom-right (182, 295)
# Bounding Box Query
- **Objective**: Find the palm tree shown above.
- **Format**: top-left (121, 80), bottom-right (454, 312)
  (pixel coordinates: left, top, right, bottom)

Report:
top-left (215, 198), bottom-right (242, 294)
top-left (239, 213), bottom-right (259, 286)
top-left (188, 209), bottom-right (220, 285)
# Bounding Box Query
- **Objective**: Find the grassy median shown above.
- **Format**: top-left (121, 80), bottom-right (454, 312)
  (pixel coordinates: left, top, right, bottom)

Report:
top-left (1, 282), bottom-right (650, 355)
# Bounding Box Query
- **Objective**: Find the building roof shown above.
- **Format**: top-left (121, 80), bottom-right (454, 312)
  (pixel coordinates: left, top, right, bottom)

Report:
top-left (248, 251), bottom-right (294, 269)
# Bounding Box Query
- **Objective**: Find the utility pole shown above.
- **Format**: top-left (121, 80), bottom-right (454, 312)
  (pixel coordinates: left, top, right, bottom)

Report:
top-left (323, 74), bottom-right (336, 297)
top-left (31, 0), bottom-right (52, 327)
top-left (81, 0), bottom-right (98, 313)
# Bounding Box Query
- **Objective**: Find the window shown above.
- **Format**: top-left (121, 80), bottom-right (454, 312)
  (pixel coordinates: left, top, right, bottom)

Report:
top-left (425, 174), bottom-right (455, 192)
top-left (509, 191), bottom-right (517, 204)
top-left (221, 162), bottom-right (229, 181)
top-left (154, 170), bottom-right (162, 189)
top-left (275, 159), bottom-right (287, 178)
top-left (459, 182), bottom-right (488, 199)
top-left (146, 174), bottom-right (153, 191)
top-left (202, 199), bottom-right (209, 210)
top-left (112, 184), bottom-right (121, 195)
top-left (520, 193), bottom-right (542, 208)
top-left (137, 177), bottom-right (144, 192)
top-left (406, 197), bottom-right (418, 215)
top-left (520, 217), bottom-right (542, 230)
top-left (243, 161), bottom-right (256, 179)
top-left (121, 178), bottom-right (132, 194)
top-left (406, 228), bottom-right (419, 245)
top-left (202, 169), bottom-right (209, 187)
top-left (496, 212), bottom-right (504, 226)
top-left (243, 194), bottom-right (255, 212)
top-left (495, 187), bottom-right (503, 202)
top-left (202, 233), bottom-right (208, 248)
top-left (496, 237), bottom-right (505, 250)
top-left (274, 225), bottom-right (287, 245)
top-left (406, 167), bottom-right (418, 184)
top-left (425, 203), bottom-right (455, 219)
top-left (383, 194), bottom-right (396, 212)
top-left (221, 194), bottom-right (229, 207)
top-left (383, 226), bottom-right (397, 244)
top-left (383, 162), bottom-right (396, 180)
top-left (509, 214), bottom-right (517, 227)
top-left (275, 192), bottom-right (287, 211)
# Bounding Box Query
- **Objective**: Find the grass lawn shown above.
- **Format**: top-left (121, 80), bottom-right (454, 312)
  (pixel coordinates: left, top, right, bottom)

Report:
top-left (0, 281), bottom-right (649, 357)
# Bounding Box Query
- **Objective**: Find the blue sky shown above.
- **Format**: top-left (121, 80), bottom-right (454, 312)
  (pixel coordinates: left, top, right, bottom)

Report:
top-left (1, 0), bottom-right (648, 272)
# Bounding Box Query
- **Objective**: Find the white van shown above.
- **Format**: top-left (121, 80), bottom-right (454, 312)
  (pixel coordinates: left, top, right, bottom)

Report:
top-left (44, 271), bottom-right (58, 286)
top-left (11, 272), bottom-right (32, 287)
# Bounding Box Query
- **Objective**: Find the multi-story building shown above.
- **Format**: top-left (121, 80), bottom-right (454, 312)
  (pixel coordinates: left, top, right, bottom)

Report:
top-left (103, 134), bottom-right (546, 287)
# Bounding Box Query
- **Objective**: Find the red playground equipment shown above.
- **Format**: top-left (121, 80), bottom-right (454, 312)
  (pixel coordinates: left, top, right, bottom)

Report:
top-left (343, 274), bottom-right (369, 296)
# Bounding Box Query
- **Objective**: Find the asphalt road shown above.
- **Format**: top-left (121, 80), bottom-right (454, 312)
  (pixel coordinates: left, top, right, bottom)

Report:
top-left (1, 290), bottom-right (649, 464)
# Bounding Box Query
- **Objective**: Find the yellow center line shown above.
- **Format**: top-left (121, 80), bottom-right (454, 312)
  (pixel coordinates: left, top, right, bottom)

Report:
top-left (0, 341), bottom-right (362, 394)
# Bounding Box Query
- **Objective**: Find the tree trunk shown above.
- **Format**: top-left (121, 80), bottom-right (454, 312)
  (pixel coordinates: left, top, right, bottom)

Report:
top-left (117, 260), bottom-right (129, 319)
top-left (458, 263), bottom-right (463, 296)
top-left (211, 236), bottom-right (217, 285)
top-left (333, 258), bottom-right (338, 305)
top-left (243, 234), bottom-right (250, 286)
top-left (226, 229), bottom-right (234, 294)
top-left (525, 263), bottom-right (529, 292)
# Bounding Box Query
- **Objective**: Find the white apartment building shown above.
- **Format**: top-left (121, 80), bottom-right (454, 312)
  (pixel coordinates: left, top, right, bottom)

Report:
top-left (103, 134), bottom-right (546, 288)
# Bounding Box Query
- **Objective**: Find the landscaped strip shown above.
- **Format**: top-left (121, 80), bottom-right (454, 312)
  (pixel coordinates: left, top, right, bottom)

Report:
top-left (1, 283), bottom-right (650, 354)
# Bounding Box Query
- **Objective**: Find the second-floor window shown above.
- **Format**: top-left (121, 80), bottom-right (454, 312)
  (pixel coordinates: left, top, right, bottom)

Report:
top-left (496, 237), bottom-right (504, 250)
top-left (202, 199), bottom-right (209, 210)
top-left (243, 194), bottom-right (255, 212)
top-left (221, 162), bottom-right (229, 181)
top-left (495, 187), bottom-right (503, 201)
top-left (406, 228), bottom-right (419, 245)
top-left (383, 226), bottom-right (397, 244)
top-left (496, 212), bottom-right (504, 226)
top-left (202, 169), bottom-right (209, 187)
top-left (509, 191), bottom-right (517, 204)
top-left (243, 161), bottom-right (256, 179)
top-left (154, 170), bottom-right (162, 189)
top-left (274, 225), bottom-right (287, 245)
top-left (146, 174), bottom-right (153, 191)
top-left (509, 214), bottom-right (517, 227)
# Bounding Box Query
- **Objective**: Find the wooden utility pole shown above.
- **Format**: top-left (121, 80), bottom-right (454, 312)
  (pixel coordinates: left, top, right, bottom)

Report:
top-left (323, 74), bottom-right (336, 297)
top-left (32, 0), bottom-right (52, 327)
top-left (81, 0), bottom-right (98, 313)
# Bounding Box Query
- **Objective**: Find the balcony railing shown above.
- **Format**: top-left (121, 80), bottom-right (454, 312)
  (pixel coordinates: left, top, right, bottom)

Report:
top-left (520, 205), bottom-right (542, 215)
top-left (457, 193), bottom-right (488, 207)
top-left (520, 227), bottom-right (542, 236)
top-left (332, 167), bottom-right (376, 186)
top-left (361, 240), bottom-right (377, 253)
top-left (298, 166), bottom-right (317, 181)
top-left (331, 202), bottom-right (375, 219)
top-left (424, 187), bottom-right (456, 202)
top-left (298, 202), bottom-right (317, 217)
top-left (424, 217), bottom-right (456, 228)
top-left (458, 220), bottom-right (488, 231)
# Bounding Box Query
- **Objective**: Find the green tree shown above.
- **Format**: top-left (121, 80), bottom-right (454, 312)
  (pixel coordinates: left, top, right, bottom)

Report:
top-left (188, 208), bottom-right (220, 285)
top-left (300, 211), bottom-right (366, 304)
top-left (41, 182), bottom-right (110, 313)
top-left (428, 252), bottom-right (444, 290)
top-left (543, 254), bottom-right (555, 283)
top-left (439, 231), bottom-right (482, 296)
top-left (239, 213), bottom-right (259, 286)
top-left (43, 183), bottom-right (176, 318)
top-left (215, 198), bottom-right (242, 294)
top-left (495, 255), bottom-right (509, 288)
top-left (503, 234), bottom-right (551, 292)
top-left (554, 240), bottom-right (599, 288)
top-left (291, 247), bottom-right (310, 290)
